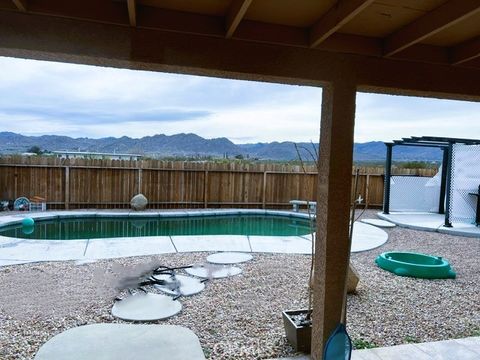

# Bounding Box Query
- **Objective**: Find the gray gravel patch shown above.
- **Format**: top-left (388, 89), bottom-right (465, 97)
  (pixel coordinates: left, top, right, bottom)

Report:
top-left (0, 210), bottom-right (479, 359)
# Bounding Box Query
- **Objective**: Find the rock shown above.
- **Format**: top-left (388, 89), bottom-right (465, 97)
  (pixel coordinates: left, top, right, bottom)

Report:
top-left (309, 262), bottom-right (360, 294)
top-left (130, 194), bottom-right (148, 211)
top-left (347, 263), bottom-right (360, 294)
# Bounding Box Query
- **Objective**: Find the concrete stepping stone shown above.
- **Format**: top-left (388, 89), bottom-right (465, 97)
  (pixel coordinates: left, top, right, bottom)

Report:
top-left (152, 274), bottom-right (205, 296)
top-left (206, 252), bottom-right (253, 264)
top-left (185, 264), bottom-right (242, 279)
top-left (34, 324), bottom-right (206, 360)
top-left (111, 293), bottom-right (181, 321)
top-left (360, 218), bottom-right (396, 228)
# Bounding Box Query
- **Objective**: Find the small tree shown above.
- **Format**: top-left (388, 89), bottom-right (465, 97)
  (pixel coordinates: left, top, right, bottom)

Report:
top-left (27, 146), bottom-right (42, 155)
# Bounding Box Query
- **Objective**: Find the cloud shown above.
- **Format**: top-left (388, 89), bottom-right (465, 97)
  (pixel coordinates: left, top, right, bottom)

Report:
top-left (1, 56), bottom-right (480, 143)
top-left (354, 93), bottom-right (480, 143)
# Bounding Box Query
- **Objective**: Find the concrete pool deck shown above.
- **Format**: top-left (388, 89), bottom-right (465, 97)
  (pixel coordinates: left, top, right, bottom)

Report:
top-left (0, 209), bottom-right (389, 266)
top-left (378, 212), bottom-right (480, 238)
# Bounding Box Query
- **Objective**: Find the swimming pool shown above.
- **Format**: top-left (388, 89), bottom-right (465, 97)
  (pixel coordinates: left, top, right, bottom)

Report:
top-left (0, 213), bottom-right (313, 240)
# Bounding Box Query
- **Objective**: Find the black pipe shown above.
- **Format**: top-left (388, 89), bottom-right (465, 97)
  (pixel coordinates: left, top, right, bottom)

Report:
top-left (444, 142), bottom-right (453, 227)
top-left (383, 143), bottom-right (393, 214)
top-left (438, 148), bottom-right (448, 214)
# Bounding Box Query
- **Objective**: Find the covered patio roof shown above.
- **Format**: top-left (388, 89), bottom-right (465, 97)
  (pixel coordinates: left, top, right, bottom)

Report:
top-left (1, 0), bottom-right (480, 71)
top-left (1, 1), bottom-right (480, 359)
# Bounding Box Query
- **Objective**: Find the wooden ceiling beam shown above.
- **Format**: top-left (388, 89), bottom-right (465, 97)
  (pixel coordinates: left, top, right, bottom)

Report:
top-left (309, 0), bottom-right (375, 48)
top-left (384, 0), bottom-right (480, 57)
top-left (12, 0), bottom-right (27, 12)
top-left (451, 36), bottom-right (480, 65)
top-left (127, 0), bottom-right (136, 27)
top-left (225, 0), bottom-right (252, 38)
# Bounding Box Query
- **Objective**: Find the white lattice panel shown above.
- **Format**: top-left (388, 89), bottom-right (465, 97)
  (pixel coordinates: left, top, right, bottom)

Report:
top-left (390, 175), bottom-right (440, 212)
top-left (449, 144), bottom-right (480, 223)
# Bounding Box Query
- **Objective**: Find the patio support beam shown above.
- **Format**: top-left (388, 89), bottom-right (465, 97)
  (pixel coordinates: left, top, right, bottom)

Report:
top-left (225, 0), bottom-right (252, 38)
top-left (12, 0), bottom-right (27, 12)
top-left (127, 0), bottom-right (136, 27)
top-left (384, 0), bottom-right (480, 57)
top-left (311, 80), bottom-right (356, 358)
top-left (310, 0), bottom-right (374, 48)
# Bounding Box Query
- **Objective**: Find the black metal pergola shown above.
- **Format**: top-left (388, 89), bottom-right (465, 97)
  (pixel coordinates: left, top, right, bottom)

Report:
top-left (383, 136), bottom-right (480, 227)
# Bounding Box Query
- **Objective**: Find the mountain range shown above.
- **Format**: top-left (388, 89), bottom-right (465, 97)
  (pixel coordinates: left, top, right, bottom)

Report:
top-left (0, 132), bottom-right (442, 162)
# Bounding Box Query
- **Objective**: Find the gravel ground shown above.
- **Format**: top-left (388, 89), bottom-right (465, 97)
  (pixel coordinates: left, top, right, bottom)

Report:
top-left (0, 210), bottom-right (479, 359)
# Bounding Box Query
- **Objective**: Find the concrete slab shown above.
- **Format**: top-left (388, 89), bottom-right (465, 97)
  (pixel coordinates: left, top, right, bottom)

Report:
top-left (34, 324), bottom-right (205, 360)
top-left (351, 351), bottom-right (382, 359)
top-left (414, 339), bottom-right (480, 359)
top-left (249, 236), bottom-right (312, 254)
top-left (367, 344), bottom-right (432, 360)
top-left (171, 235), bottom-right (250, 253)
top-left (360, 218), bottom-right (396, 228)
top-left (378, 212), bottom-right (444, 232)
top-left (379, 212), bottom-right (480, 238)
top-left (454, 337), bottom-right (480, 355)
top-left (0, 259), bottom-right (36, 266)
top-left (185, 264), bottom-right (242, 279)
top-left (112, 293), bottom-right (182, 321)
top-left (84, 236), bottom-right (175, 260)
top-left (351, 222), bottom-right (388, 253)
top-left (0, 238), bottom-right (87, 261)
top-left (206, 252), bottom-right (253, 264)
top-left (438, 223), bottom-right (480, 238)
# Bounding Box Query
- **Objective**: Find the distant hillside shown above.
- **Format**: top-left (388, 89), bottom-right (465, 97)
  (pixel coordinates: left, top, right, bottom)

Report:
top-left (0, 132), bottom-right (442, 162)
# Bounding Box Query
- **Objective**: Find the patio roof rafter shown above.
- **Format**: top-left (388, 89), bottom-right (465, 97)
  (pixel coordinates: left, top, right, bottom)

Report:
top-left (225, 0), bottom-right (253, 38)
top-left (126, 0), bottom-right (136, 27)
top-left (451, 36), bottom-right (480, 65)
top-left (11, 0), bottom-right (26, 12)
top-left (384, 0), bottom-right (480, 57)
top-left (309, 0), bottom-right (375, 48)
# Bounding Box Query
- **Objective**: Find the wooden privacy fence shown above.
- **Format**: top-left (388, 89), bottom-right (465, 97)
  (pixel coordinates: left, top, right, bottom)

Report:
top-left (0, 157), bottom-right (437, 210)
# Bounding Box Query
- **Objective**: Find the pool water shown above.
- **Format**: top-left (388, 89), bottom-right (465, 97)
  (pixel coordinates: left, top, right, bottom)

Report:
top-left (0, 215), bottom-right (313, 240)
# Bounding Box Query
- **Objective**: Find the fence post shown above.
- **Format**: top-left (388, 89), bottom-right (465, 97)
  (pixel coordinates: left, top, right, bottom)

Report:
top-left (14, 171), bottom-right (18, 199)
top-left (204, 170), bottom-right (209, 208)
top-left (65, 166), bottom-right (70, 209)
top-left (137, 168), bottom-right (143, 194)
top-left (365, 174), bottom-right (370, 208)
top-left (262, 171), bottom-right (267, 209)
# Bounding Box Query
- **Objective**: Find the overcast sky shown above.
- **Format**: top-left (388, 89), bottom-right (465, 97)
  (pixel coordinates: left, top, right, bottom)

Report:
top-left (1, 56), bottom-right (479, 144)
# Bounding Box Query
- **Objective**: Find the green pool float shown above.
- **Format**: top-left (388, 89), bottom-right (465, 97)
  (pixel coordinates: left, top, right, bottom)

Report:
top-left (375, 251), bottom-right (456, 279)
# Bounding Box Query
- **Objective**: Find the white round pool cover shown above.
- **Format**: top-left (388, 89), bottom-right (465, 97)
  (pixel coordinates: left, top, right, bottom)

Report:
top-left (152, 274), bottom-right (205, 296)
top-left (185, 264), bottom-right (242, 279)
top-left (206, 252), bottom-right (253, 265)
top-left (111, 293), bottom-right (182, 321)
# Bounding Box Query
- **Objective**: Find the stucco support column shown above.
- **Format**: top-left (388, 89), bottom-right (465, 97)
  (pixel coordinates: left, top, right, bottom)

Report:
top-left (311, 81), bottom-right (357, 358)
